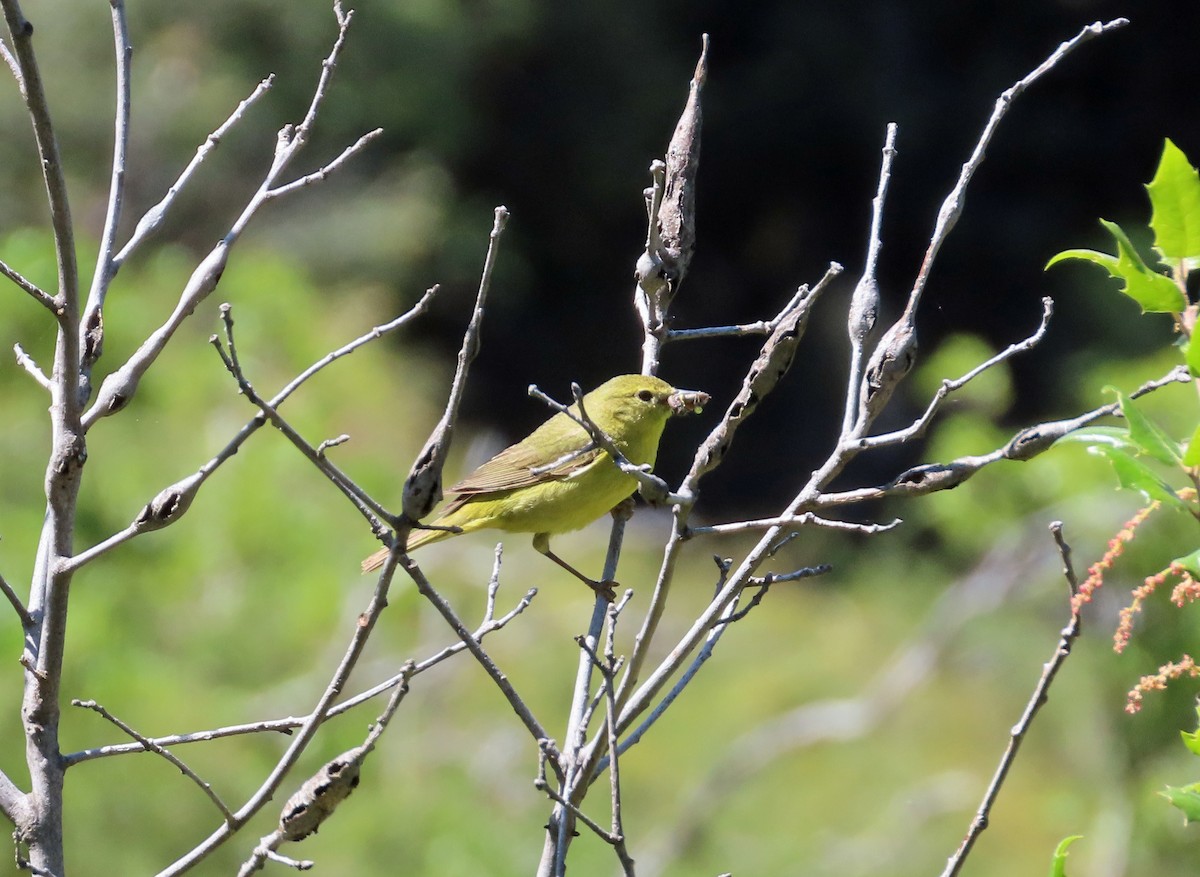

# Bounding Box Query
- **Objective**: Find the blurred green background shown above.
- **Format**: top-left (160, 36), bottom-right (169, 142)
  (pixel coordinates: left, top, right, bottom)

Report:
top-left (3, 0), bottom-right (1200, 875)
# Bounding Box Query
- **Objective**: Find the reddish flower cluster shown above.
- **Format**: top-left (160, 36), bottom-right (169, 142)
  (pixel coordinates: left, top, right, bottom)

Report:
top-left (1114, 562), bottom-right (1185, 654)
top-left (1126, 655), bottom-right (1199, 714)
top-left (1072, 501), bottom-right (1159, 615)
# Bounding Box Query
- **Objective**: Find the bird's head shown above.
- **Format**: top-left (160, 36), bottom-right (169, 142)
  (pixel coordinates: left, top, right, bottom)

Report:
top-left (582, 375), bottom-right (709, 433)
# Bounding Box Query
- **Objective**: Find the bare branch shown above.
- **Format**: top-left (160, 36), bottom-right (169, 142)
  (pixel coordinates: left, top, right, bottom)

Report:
top-left (13, 343), bottom-right (51, 391)
top-left (72, 699), bottom-right (233, 823)
top-left (77, 0), bottom-right (133, 389)
top-left (634, 33), bottom-right (707, 373)
top-left (685, 266), bottom-right (840, 490)
top-left (938, 522), bottom-right (1084, 877)
top-left (62, 286), bottom-right (439, 573)
top-left (265, 128), bottom-right (384, 199)
top-left (0, 0), bottom-right (79, 319)
top-left (812, 365), bottom-right (1191, 509)
top-left (83, 3), bottom-right (369, 429)
top-left (856, 296), bottom-right (1054, 450)
top-left (4, 1), bottom-right (87, 872)
top-left (400, 207), bottom-right (509, 528)
top-left (210, 305), bottom-right (384, 529)
top-left (842, 122), bottom-right (894, 434)
top-left (611, 22), bottom-right (1139, 750)
top-left (239, 662), bottom-right (417, 875)
top-left (614, 265), bottom-right (840, 714)
top-left (0, 567), bottom-right (32, 627)
top-left (114, 75), bottom-right (276, 268)
top-left (401, 554), bottom-right (563, 783)
top-left (903, 19), bottom-right (1128, 322)
top-left (534, 773), bottom-right (620, 848)
top-left (156, 541), bottom-right (399, 876)
top-left (664, 281), bottom-right (816, 343)
top-left (687, 512), bottom-right (901, 538)
top-left (0, 257), bottom-right (60, 314)
top-left (64, 563), bottom-right (537, 766)
top-left (0, 769), bottom-right (28, 830)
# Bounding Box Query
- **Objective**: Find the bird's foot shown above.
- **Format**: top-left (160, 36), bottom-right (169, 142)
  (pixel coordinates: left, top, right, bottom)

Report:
top-left (585, 578), bottom-right (618, 603)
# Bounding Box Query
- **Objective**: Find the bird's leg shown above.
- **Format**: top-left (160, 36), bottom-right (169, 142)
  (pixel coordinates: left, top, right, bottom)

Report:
top-left (531, 532), bottom-right (616, 602)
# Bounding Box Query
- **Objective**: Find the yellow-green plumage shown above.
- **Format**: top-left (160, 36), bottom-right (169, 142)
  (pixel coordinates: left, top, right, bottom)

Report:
top-left (361, 375), bottom-right (706, 573)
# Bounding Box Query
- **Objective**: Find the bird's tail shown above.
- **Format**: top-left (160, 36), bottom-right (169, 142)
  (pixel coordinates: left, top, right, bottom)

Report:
top-left (359, 522), bottom-right (454, 573)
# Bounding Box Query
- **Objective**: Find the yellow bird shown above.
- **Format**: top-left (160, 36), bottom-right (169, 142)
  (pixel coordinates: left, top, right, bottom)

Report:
top-left (361, 374), bottom-right (708, 593)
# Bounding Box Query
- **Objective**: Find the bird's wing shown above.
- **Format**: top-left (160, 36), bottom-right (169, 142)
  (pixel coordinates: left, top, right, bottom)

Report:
top-left (448, 412), bottom-right (603, 496)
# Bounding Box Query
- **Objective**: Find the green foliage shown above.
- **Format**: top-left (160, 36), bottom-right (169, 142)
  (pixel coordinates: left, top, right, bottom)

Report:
top-left (1046, 219), bottom-right (1186, 313)
top-left (1160, 784), bottom-right (1200, 824)
top-left (1051, 144), bottom-right (1200, 563)
top-left (1162, 707), bottom-right (1200, 825)
top-left (1049, 140), bottom-right (1200, 833)
top-left (1047, 139), bottom-right (1200, 319)
top-left (1147, 140), bottom-right (1200, 261)
top-left (1048, 835), bottom-right (1083, 877)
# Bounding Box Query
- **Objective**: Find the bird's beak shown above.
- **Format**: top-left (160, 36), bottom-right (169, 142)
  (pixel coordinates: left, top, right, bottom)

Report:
top-left (667, 388), bottom-right (709, 416)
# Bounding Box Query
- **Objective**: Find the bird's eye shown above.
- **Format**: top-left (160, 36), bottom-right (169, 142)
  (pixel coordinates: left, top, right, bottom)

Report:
top-left (636, 389), bottom-right (655, 403)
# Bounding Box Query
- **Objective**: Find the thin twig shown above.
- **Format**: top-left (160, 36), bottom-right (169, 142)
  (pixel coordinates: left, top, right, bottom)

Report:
top-left (82, 3), bottom-right (370, 430)
top-left (938, 521), bottom-right (1084, 877)
top-left (61, 286), bottom-right (439, 574)
top-left (401, 554), bottom-right (564, 784)
top-left (0, 257), bottom-right (60, 314)
top-left (13, 343), bottom-right (52, 390)
top-left (114, 76), bottom-right (275, 268)
top-left (687, 513), bottom-right (901, 537)
top-left (64, 572), bottom-right (536, 766)
top-left (843, 122), bottom-right (894, 435)
top-left (210, 306), bottom-right (394, 538)
top-left (602, 598), bottom-right (637, 876)
top-left (238, 663), bottom-right (415, 876)
top-left (72, 699), bottom-right (233, 823)
top-left (902, 19), bottom-right (1128, 322)
top-left (155, 548), bottom-right (399, 877)
top-left (77, 0), bottom-right (133, 389)
top-left (613, 21), bottom-right (1137, 746)
top-left (663, 284), bottom-right (813, 343)
top-left (265, 128), bottom-right (384, 199)
top-left (615, 265), bottom-right (839, 714)
top-left (856, 297), bottom-right (1054, 450)
top-left (0, 568), bottom-right (33, 627)
top-left (396, 207), bottom-right (509, 533)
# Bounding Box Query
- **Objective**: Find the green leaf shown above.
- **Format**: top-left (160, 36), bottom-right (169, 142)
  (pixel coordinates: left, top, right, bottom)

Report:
top-left (1055, 425), bottom-right (1136, 451)
top-left (1182, 729), bottom-right (1200, 757)
top-left (1101, 219), bottom-right (1188, 312)
top-left (1161, 783), bottom-right (1200, 824)
top-left (1048, 835), bottom-right (1083, 877)
top-left (1046, 222), bottom-right (1186, 313)
top-left (1088, 444), bottom-right (1188, 511)
top-left (1184, 705), bottom-right (1200, 756)
top-left (1184, 423), bottom-right (1200, 467)
top-left (1173, 546), bottom-right (1200, 580)
top-left (1045, 248), bottom-right (1118, 271)
top-left (1148, 139), bottom-right (1200, 260)
top-left (1116, 389), bottom-right (1183, 465)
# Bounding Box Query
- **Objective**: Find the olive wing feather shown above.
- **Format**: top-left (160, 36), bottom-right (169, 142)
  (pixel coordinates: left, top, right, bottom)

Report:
top-left (446, 411), bottom-right (603, 499)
